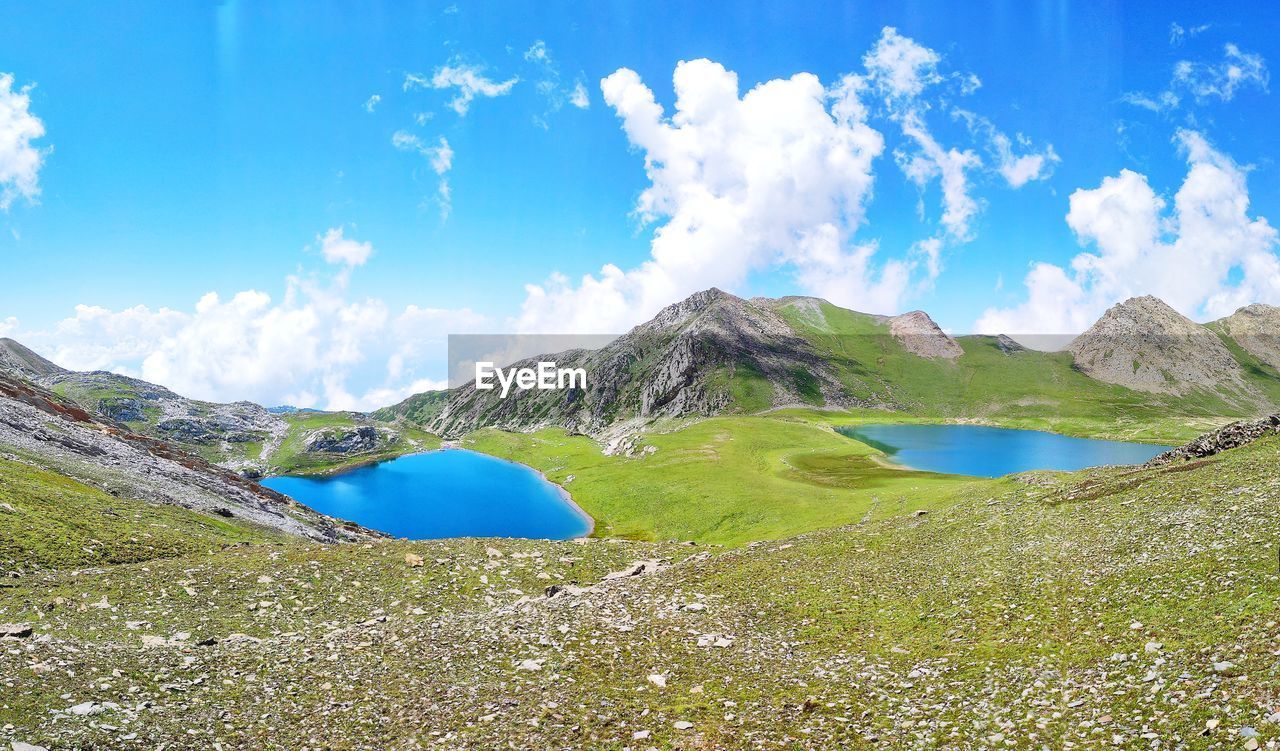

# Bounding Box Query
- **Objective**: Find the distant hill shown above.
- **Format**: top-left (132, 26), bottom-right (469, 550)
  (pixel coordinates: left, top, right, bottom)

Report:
top-left (0, 343), bottom-right (436, 476)
top-left (1066, 296), bottom-right (1248, 395)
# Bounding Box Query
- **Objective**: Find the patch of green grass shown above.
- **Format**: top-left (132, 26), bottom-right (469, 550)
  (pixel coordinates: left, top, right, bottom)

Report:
top-left (0, 457), bottom-right (275, 571)
top-left (465, 416), bottom-right (988, 545)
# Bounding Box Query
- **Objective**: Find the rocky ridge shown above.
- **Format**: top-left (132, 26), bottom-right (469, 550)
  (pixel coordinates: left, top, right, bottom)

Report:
top-left (1213, 303), bottom-right (1280, 371)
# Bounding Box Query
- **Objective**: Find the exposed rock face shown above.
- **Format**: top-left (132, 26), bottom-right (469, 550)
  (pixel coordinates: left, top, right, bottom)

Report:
top-left (0, 338), bottom-right (66, 380)
top-left (304, 426), bottom-right (388, 454)
top-left (1146, 413), bottom-right (1280, 465)
top-left (1213, 303), bottom-right (1280, 370)
top-left (1066, 296), bottom-right (1246, 394)
top-left (994, 334), bottom-right (1027, 355)
top-left (887, 311), bottom-right (963, 359)
top-left (0, 375), bottom-right (375, 541)
top-left (421, 289), bottom-right (858, 439)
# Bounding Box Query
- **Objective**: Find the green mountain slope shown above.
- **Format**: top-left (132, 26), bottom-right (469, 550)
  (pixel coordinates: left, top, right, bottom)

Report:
top-left (0, 457), bottom-right (276, 572)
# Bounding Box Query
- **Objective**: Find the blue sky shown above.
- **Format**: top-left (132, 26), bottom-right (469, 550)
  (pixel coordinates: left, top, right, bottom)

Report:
top-left (1, 1), bottom-right (1278, 408)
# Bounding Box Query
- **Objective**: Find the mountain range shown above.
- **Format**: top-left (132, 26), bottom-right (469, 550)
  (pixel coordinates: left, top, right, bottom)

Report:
top-left (7, 291), bottom-right (1280, 464)
top-left (377, 289), bottom-right (1280, 442)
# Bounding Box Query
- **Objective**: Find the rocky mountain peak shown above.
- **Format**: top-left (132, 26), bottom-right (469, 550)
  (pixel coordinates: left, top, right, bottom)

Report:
top-left (1067, 296), bottom-right (1245, 394)
top-left (887, 311), bottom-right (963, 359)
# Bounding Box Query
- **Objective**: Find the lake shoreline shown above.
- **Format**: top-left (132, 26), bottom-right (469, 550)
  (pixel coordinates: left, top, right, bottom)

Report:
top-left (261, 445), bottom-right (597, 541)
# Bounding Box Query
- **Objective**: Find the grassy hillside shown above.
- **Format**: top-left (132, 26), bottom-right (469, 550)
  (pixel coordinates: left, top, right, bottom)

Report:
top-left (0, 457), bottom-right (276, 572)
top-left (465, 416), bottom-right (992, 545)
top-left (3, 433), bottom-right (1277, 749)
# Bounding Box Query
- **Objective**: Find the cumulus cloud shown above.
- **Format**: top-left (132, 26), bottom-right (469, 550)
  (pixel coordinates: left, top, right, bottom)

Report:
top-left (517, 58), bottom-right (889, 333)
top-left (319, 227), bottom-right (373, 267)
top-left (391, 132), bottom-right (453, 219)
top-left (0, 73), bottom-right (48, 211)
top-left (515, 28), bottom-right (1055, 333)
top-left (363, 94), bottom-right (381, 113)
top-left (0, 316), bottom-right (17, 337)
top-left (405, 61), bottom-right (517, 116)
top-left (976, 131), bottom-right (1280, 342)
top-left (17, 233), bottom-right (487, 411)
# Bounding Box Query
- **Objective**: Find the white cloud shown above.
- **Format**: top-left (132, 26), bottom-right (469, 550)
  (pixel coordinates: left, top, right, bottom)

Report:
top-left (363, 94), bottom-right (381, 113)
top-left (977, 131), bottom-right (1280, 342)
top-left (391, 132), bottom-right (453, 220)
top-left (894, 112), bottom-right (982, 242)
top-left (1125, 42), bottom-right (1268, 112)
top-left (516, 58), bottom-right (891, 333)
top-left (524, 40), bottom-right (550, 65)
top-left (954, 110), bottom-right (1059, 188)
top-left (1174, 43), bottom-right (1268, 102)
top-left (522, 40), bottom-right (590, 123)
top-left (862, 27), bottom-right (941, 101)
top-left (0, 316), bottom-right (17, 337)
top-left (569, 80), bottom-right (590, 109)
top-left (20, 240), bottom-right (488, 410)
top-left (516, 28), bottom-right (1054, 333)
top-left (0, 73), bottom-right (48, 211)
top-left (405, 61), bottom-right (517, 116)
top-left (318, 227), bottom-right (373, 267)
top-left (1169, 22), bottom-right (1211, 46)
top-left (864, 29), bottom-right (986, 244)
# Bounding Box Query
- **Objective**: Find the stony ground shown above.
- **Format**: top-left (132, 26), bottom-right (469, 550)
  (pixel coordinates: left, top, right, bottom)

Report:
top-left (3, 437), bottom-right (1280, 750)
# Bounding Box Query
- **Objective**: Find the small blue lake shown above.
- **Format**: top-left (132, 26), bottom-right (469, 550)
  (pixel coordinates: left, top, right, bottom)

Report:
top-left (261, 449), bottom-right (591, 540)
top-left (838, 424), bottom-right (1170, 478)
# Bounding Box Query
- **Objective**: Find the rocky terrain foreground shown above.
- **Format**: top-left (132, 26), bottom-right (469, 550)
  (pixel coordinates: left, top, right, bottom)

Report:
top-left (4, 429), bottom-right (1280, 750)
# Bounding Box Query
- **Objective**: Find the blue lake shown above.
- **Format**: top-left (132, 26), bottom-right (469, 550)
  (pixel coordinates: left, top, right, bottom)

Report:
top-left (838, 424), bottom-right (1170, 478)
top-left (261, 449), bottom-right (591, 540)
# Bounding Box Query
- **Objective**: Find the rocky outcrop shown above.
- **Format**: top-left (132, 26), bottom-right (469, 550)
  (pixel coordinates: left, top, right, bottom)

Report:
top-left (994, 334), bottom-right (1026, 355)
top-left (304, 426), bottom-right (389, 454)
top-left (0, 375), bottom-right (376, 541)
top-left (1145, 413), bottom-right (1280, 466)
top-left (1066, 296), bottom-right (1246, 395)
top-left (1213, 303), bottom-right (1280, 370)
top-left (887, 311), bottom-right (963, 359)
